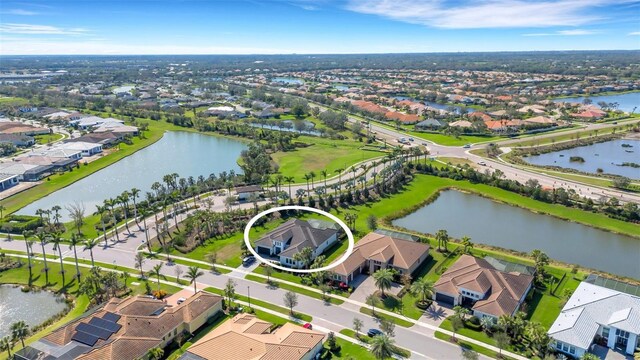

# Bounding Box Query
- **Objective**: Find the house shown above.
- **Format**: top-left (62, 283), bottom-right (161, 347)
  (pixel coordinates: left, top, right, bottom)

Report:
top-left (415, 119), bottom-right (443, 130)
top-left (181, 313), bottom-right (325, 360)
top-left (30, 147), bottom-right (82, 160)
top-left (234, 185), bottom-right (263, 201)
top-left (15, 291), bottom-right (223, 360)
top-left (0, 134), bottom-right (35, 147)
top-left (254, 219), bottom-right (338, 268)
top-left (14, 155), bottom-right (78, 171)
top-left (66, 132), bottom-right (119, 147)
top-left (433, 255), bottom-right (533, 320)
top-left (0, 173), bottom-right (19, 191)
top-left (449, 120), bottom-right (474, 128)
top-left (0, 162), bottom-right (54, 181)
top-left (0, 122), bottom-right (50, 136)
top-left (385, 111), bottom-right (421, 124)
top-left (548, 281), bottom-right (640, 358)
top-left (59, 141), bottom-right (103, 156)
top-left (331, 232), bottom-right (430, 285)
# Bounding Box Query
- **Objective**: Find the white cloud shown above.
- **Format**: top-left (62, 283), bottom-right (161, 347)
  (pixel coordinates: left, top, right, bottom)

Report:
top-left (0, 9), bottom-right (39, 15)
top-left (629, 31), bottom-right (640, 35)
top-left (524, 29), bottom-right (598, 36)
top-left (346, 0), bottom-right (617, 29)
top-left (0, 23), bottom-right (89, 35)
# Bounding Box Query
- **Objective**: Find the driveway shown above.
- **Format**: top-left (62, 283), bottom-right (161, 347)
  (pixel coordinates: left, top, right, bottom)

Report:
top-left (419, 302), bottom-right (454, 327)
top-left (349, 274), bottom-right (403, 303)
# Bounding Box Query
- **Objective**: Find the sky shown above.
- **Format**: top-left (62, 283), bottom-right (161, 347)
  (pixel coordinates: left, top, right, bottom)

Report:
top-left (0, 0), bottom-right (639, 55)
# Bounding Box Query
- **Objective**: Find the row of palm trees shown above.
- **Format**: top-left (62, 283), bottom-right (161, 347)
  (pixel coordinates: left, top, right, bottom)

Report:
top-left (0, 321), bottom-right (29, 358)
top-left (135, 256), bottom-right (204, 294)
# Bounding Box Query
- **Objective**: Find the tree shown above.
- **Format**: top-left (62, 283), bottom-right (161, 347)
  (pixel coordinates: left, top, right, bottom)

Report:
top-left (326, 332), bottom-right (339, 352)
top-left (366, 293), bottom-right (381, 315)
top-left (134, 253), bottom-right (146, 279)
top-left (292, 246), bottom-right (314, 269)
top-left (462, 350), bottom-right (479, 360)
top-left (494, 331), bottom-right (510, 357)
top-left (373, 268), bottom-right (394, 297)
top-left (379, 318), bottom-right (396, 338)
top-left (480, 316), bottom-right (495, 333)
top-left (66, 202), bottom-right (85, 235)
top-left (450, 316), bottom-right (464, 340)
top-left (95, 205), bottom-right (109, 246)
top-left (284, 291), bottom-right (298, 315)
top-left (224, 278), bottom-right (236, 307)
top-left (461, 236), bottom-right (473, 254)
top-left (69, 233), bottom-right (84, 280)
top-left (50, 232), bottom-right (66, 286)
top-left (11, 320), bottom-right (29, 348)
top-left (84, 237), bottom-right (99, 267)
top-left (23, 230), bottom-right (35, 281)
top-left (454, 305), bottom-right (471, 321)
top-left (147, 347), bottom-right (164, 360)
top-left (353, 318), bottom-right (363, 339)
top-left (366, 215), bottom-right (378, 231)
top-left (148, 263), bottom-right (164, 291)
top-left (263, 265), bottom-right (274, 284)
top-left (580, 353), bottom-right (600, 360)
top-left (36, 230), bottom-right (50, 284)
top-left (370, 334), bottom-right (395, 360)
top-left (0, 336), bottom-right (12, 358)
top-left (410, 278), bottom-right (434, 305)
top-left (185, 266), bottom-right (204, 293)
top-left (175, 266), bottom-right (183, 283)
top-left (205, 252), bottom-right (218, 272)
top-left (613, 176), bottom-right (631, 189)
top-left (435, 229), bottom-right (449, 252)
top-left (0, 205), bottom-right (4, 219)
top-left (530, 249), bottom-right (549, 280)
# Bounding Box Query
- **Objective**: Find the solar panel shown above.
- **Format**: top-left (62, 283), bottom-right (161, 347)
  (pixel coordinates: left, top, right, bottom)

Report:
top-left (88, 317), bottom-right (121, 333)
top-left (71, 330), bottom-right (99, 346)
top-left (102, 312), bottom-right (121, 323)
top-left (77, 322), bottom-right (113, 340)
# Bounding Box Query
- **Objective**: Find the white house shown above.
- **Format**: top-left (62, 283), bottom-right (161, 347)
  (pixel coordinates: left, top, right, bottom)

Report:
top-left (59, 141), bottom-right (103, 156)
top-left (254, 219), bottom-right (338, 268)
top-left (548, 281), bottom-right (640, 358)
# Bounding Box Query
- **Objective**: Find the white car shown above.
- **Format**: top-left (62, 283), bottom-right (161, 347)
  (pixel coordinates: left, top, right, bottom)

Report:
top-left (477, 161), bottom-right (487, 166)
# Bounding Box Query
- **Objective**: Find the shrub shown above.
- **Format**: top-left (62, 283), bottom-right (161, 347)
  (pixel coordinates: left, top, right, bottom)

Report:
top-left (152, 290), bottom-right (168, 299)
top-left (0, 215), bottom-right (43, 233)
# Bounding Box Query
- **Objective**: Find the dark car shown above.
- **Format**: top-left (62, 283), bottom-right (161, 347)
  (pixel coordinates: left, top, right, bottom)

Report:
top-left (242, 256), bottom-right (256, 266)
top-left (367, 328), bottom-right (383, 337)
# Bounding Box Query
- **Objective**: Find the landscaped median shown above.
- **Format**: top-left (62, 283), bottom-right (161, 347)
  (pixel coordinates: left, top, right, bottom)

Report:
top-left (244, 274), bottom-right (345, 305)
top-left (339, 329), bottom-right (411, 358)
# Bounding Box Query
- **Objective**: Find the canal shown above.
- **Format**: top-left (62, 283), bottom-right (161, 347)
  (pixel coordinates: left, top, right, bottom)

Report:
top-left (393, 190), bottom-right (640, 279)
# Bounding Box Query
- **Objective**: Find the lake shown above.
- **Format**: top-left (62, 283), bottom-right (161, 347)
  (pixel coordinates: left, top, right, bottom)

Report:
top-left (553, 92), bottom-right (639, 113)
top-left (393, 96), bottom-right (463, 113)
top-left (19, 131), bottom-right (246, 221)
top-left (392, 190), bottom-right (640, 279)
top-left (272, 77), bottom-right (304, 85)
top-left (0, 285), bottom-right (67, 338)
top-left (523, 139), bottom-right (640, 179)
top-left (112, 85), bottom-right (134, 94)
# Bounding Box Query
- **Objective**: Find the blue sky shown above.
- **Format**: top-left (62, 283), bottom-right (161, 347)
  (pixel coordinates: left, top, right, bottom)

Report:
top-left (0, 0), bottom-right (639, 55)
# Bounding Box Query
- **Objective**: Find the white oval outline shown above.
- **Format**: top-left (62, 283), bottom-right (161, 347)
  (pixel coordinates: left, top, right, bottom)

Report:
top-left (243, 205), bottom-right (354, 274)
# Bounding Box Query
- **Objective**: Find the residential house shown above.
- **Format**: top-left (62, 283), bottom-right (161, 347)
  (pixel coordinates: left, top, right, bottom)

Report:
top-left (448, 120), bottom-right (474, 128)
top-left (66, 132), bottom-right (119, 147)
top-left (15, 291), bottom-right (223, 360)
top-left (331, 232), bottom-right (430, 285)
top-left (254, 219), bottom-right (338, 268)
top-left (548, 281), bottom-right (640, 358)
top-left (0, 122), bottom-right (50, 136)
top-left (59, 141), bottom-right (103, 156)
top-left (433, 255), bottom-right (533, 320)
top-left (234, 185), bottom-right (263, 201)
top-left (0, 134), bottom-right (35, 147)
top-left (0, 162), bottom-right (54, 181)
top-left (415, 119), bottom-right (443, 130)
top-left (0, 173), bottom-right (19, 191)
top-left (180, 313), bottom-right (325, 360)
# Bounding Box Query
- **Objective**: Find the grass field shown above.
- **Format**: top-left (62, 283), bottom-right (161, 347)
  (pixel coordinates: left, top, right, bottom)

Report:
top-left (272, 136), bottom-right (383, 182)
top-left (403, 130), bottom-right (500, 146)
top-left (34, 133), bottom-right (65, 145)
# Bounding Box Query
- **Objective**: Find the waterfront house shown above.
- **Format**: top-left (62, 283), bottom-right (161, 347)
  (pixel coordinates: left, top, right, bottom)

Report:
top-left (0, 173), bottom-right (19, 191)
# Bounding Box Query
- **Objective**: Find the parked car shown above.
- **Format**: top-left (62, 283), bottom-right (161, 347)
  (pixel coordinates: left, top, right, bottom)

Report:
top-left (367, 328), bottom-right (383, 337)
top-left (303, 323), bottom-right (313, 330)
top-left (242, 256), bottom-right (256, 266)
top-left (463, 144), bottom-right (471, 148)
top-left (477, 161), bottom-right (486, 166)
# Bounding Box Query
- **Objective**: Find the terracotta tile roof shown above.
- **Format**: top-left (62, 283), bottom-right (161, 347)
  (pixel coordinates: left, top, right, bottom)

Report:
top-left (185, 314), bottom-right (324, 360)
top-left (434, 255), bottom-right (533, 317)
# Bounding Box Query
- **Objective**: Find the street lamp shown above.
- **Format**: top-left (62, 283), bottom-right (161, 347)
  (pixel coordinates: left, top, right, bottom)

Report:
top-left (247, 286), bottom-right (251, 310)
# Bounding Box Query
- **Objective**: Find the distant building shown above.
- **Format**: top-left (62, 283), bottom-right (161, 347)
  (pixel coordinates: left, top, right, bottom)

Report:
top-left (0, 133), bottom-right (35, 147)
top-left (0, 173), bottom-right (19, 191)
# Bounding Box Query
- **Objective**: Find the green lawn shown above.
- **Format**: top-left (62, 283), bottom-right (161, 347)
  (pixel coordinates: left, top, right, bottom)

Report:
top-left (434, 331), bottom-right (515, 360)
top-left (34, 133), bottom-right (65, 145)
top-left (359, 307), bottom-right (414, 327)
top-left (245, 274), bottom-right (345, 305)
top-left (271, 136), bottom-right (383, 182)
top-left (403, 130), bottom-right (500, 146)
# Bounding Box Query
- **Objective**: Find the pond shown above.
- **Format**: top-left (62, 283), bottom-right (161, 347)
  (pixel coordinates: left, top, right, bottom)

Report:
top-left (523, 139), bottom-right (640, 179)
top-left (19, 131), bottom-right (246, 222)
top-left (249, 120), bottom-right (321, 136)
top-left (0, 285), bottom-right (67, 338)
top-left (271, 77), bottom-right (304, 85)
top-left (552, 92), bottom-right (639, 113)
top-left (393, 96), bottom-right (463, 113)
top-left (392, 190), bottom-right (640, 279)
top-left (112, 85), bottom-right (134, 94)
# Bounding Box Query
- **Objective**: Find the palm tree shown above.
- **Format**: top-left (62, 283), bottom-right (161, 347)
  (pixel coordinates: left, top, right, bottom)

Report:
top-left (84, 238), bottom-right (99, 267)
top-left (461, 236), bottom-right (473, 254)
top-left (95, 205), bottom-right (108, 246)
top-left (146, 347), bottom-right (164, 360)
top-left (105, 199), bottom-right (120, 243)
top-left (69, 233), bottom-right (83, 280)
top-left (373, 268), bottom-right (394, 298)
top-left (435, 229), bottom-right (449, 252)
top-left (292, 247), bottom-right (314, 269)
top-left (0, 336), bottom-right (12, 358)
top-left (321, 169), bottom-right (328, 188)
top-left (309, 171), bottom-right (316, 189)
top-left (366, 293), bottom-right (380, 315)
top-left (130, 188), bottom-right (141, 229)
top-left (284, 176), bottom-right (295, 200)
top-left (370, 334), bottom-right (395, 360)
top-left (148, 263), bottom-right (164, 291)
top-left (410, 278), bottom-right (434, 305)
top-left (138, 206), bottom-right (152, 253)
top-left (10, 320), bottom-right (29, 348)
top-left (185, 266), bottom-right (204, 293)
top-left (50, 232), bottom-right (66, 286)
top-left (118, 192), bottom-right (131, 234)
top-left (303, 173), bottom-right (311, 194)
top-left (23, 230), bottom-right (35, 281)
top-left (35, 230), bottom-right (50, 285)
top-left (350, 166), bottom-right (357, 183)
top-left (335, 167), bottom-right (344, 192)
top-left (0, 204), bottom-right (5, 219)
top-left (134, 253), bottom-right (146, 279)
top-left (51, 205), bottom-right (62, 228)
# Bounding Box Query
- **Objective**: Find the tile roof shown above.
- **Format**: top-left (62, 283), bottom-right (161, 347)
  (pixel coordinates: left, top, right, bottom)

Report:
top-left (434, 255), bottom-right (533, 318)
top-left (255, 219), bottom-right (337, 258)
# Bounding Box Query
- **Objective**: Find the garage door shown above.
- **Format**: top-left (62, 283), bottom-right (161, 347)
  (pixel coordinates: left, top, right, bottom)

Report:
top-left (436, 293), bottom-right (455, 305)
top-left (256, 246), bottom-right (271, 256)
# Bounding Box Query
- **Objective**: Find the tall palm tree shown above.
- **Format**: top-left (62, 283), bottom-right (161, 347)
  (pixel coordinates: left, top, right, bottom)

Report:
top-left (435, 229), bottom-right (449, 252)
top-left (370, 334), bottom-right (395, 360)
top-left (50, 232), bottom-right (66, 286)
top-left (105, 199), bottom-right (120, 243)
top-left (84, 238), bottom-right (99, 267)
top-left (51, 205), bottom-right (62, 228)
top-left (373, 269), bottom-right (394, 298)
top-left (461, 236), bottom-right (473, 254)
top-left (284, 176), bottom-right (295, 201)
top-left (335, 167), bottom-right (344, 192)
top-left (95, 205), bottom-right (108, 246)
top-left (185, 266), bottom-right (204, 293)
top-left (10, 320), bottom-right (29, 348)
top-left (321, 169), bottom-right (328, 188)
top-left (35, 230), bottom-right (50, 285)
top-left (130, 188), bottom-right (141, 229)
top-left (69, 233), bottom-right (83, 280)
top-left (309, 171), bottom-right (316, 189)
top-left (410, 278), bottom-right (434, 305)
top-left (0, 336), bottom-right (12, 358)
top-left (350, 166), bottom-right (357, 183)
top-left (303, 173), bottom-right (311, 194)
top-left (148, 263), bottom-right (164, 291)
top-left (22, 230), bottom-right (35, 281)
top-left (134, 253), bottom-right (146, 279)
top-left (118, 192), bottom-right (131, 235)
top-left (138, 206), bottom-right (152, 253)
top-left (0, 204), bottom-right (5, 219)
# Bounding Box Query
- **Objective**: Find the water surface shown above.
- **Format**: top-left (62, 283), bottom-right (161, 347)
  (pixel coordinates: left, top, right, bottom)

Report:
top-left (19, 131), bottom-right (246, 221)
top-left (0, 285), bottom-right (67, 337)
top-left (553, 92), bottom-right (639, 113)
top-left (393, 190), bottom-right (640, 278)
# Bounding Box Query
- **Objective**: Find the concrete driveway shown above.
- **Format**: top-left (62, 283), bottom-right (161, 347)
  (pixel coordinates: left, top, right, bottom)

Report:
top-left (349, 274), bottom-right (403, 303)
